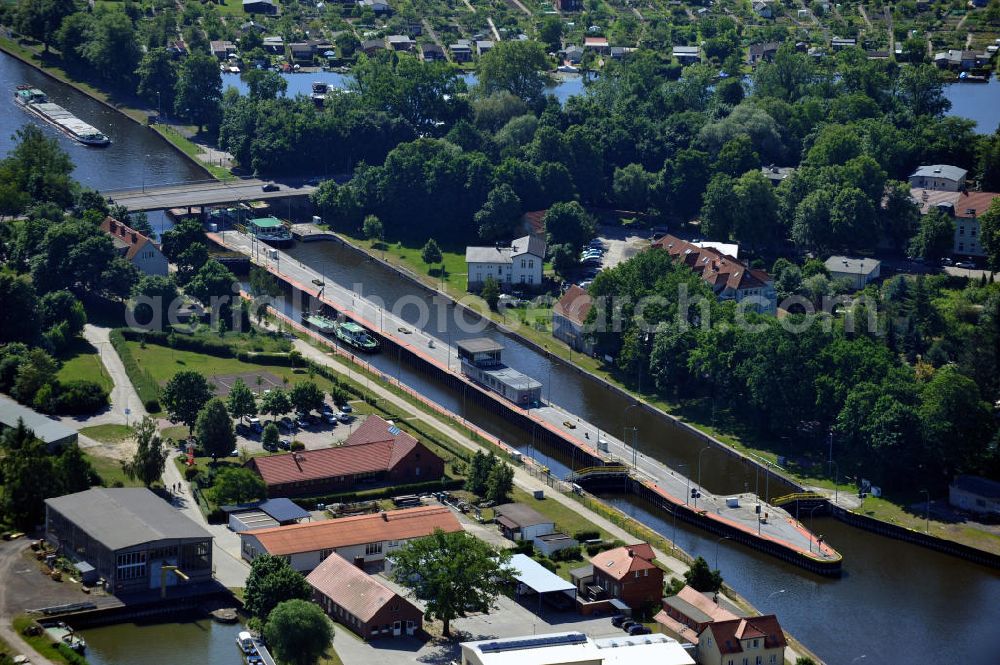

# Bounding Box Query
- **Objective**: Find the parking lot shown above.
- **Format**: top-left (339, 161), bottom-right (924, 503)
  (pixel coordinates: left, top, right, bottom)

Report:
top-left (570, 226), bottom-right (652, 288)
top-left (233, 403), bottom-right (364, 455)
top-left (331, 591), bottom-right (624, 665)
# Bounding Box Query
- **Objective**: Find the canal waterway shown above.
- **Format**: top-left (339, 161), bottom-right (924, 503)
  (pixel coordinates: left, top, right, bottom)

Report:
top-left (80, 619), bottom-right (246, 665)
top-left (4, 49), bottom-right (1000, 665)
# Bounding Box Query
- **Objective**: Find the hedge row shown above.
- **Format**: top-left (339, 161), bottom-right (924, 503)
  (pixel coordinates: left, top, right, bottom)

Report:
top-left (120, 328), bottom-right (234, 358)
top-left (289, 477), bottom-right (464, 509)
top-left (109, 329), bottom-right (161, 412)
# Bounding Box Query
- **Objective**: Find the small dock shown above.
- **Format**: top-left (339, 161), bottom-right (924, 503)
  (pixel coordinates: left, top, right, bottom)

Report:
top-left (290, 222), bottom-right (337, 242)
top-left (209, 229), bottom-right (842, 574)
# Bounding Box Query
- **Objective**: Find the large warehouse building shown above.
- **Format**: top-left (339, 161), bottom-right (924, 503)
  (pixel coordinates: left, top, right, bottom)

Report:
top-left (45, 488), bottom-right (214, 596)
top-left (0, 395), bottom-right (78, 449)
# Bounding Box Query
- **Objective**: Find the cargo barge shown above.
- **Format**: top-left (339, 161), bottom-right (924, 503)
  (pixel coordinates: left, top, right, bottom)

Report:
top-left (14, 85), bottom-right (110, 146)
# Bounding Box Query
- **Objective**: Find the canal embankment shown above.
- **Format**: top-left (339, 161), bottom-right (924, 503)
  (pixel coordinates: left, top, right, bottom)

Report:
top-left (0, 37), bottom-right (223, 181)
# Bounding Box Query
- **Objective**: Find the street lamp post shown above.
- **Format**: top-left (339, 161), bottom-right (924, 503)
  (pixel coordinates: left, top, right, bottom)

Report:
top-left (808, 504), bottom-right (823, 553)
top-left (677, 462), bottom-right (690, 507)
top-left (920, 489), bottom-right (930, 533)
top-left (695, 446), bottom-right (711, 508)
top-left (623, 403), bottom-right (641, 468)
top-left (828, 460), bottom-right (839, 506)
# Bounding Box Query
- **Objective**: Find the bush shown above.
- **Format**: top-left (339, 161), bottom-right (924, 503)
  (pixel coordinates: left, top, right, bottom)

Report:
top-left (236, 351), bottom-right (293, 365)
top-left (512, 540), bottom-right (534, 555)
top-left (184, 466), bottom-right (201, 481)
top-left (290, 440), bottom-right (305, 451)
top-left (573, 529), bottom-right (600, 541)
top-left (53, 380), bottom-right (108, 415)
top-left (110, 329), bottom-right (161, 411)
top-left (290, 478), bottom-right (464, 508)
top-left (586, 539), bottom-right (625, 556)
top-left (551, 546), bottom-right (583, 562)
top-left (533, 556), bottom-right (557, 573)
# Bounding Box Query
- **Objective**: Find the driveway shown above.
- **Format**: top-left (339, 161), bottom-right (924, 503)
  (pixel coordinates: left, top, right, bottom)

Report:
top-left (331, 593), bottom-right (622, 665)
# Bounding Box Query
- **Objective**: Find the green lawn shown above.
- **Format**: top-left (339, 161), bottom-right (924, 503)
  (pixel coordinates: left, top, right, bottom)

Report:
top-left (84, 450), bottom-right (145, 488)
top-left (79, 424), bottom-right (133, 444)
top-left (151, 125), bottom-right (235, 181)
top-left (125, 340), bottom-right (306, 386)
top-left (13, 615), bottom-right (92, 665)
top-left (57, 338), bottom-right (113, 392)
top-left (344, 232), bottom-right (470, 295)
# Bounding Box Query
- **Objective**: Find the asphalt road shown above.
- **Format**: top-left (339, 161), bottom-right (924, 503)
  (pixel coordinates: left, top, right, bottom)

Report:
top-left (106, 179), bottom-right (317, 212)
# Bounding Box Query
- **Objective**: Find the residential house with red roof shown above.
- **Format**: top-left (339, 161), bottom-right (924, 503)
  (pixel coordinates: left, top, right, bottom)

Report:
top-left (307, 552), bottom-right (422, 639)
top-left (653, 235), bottom-right (776, 314)
top-left (696, 615), bottom-right (787, 665)
top-left (654, 584), bottom-right (738, 645)
top-left (239, 504), bottom-right (463, 572)
top-left (245, 415), bottom-right (444, 497)
top-left (909, 188), bottom-right (999, 258)
top-left (552, 285), bottom-right (594, 354)
top-left (100, 217), bottom-right (168, 276)
top-left (588, 543), bottom-right (663, 610)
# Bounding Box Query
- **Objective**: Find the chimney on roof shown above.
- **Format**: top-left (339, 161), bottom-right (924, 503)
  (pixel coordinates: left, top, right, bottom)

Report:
top-left (627, 548), bottom-right (634, 557)
top-left (131, 232), bottom-right (137, 243)
top-left (109, 221), bottom-right (116, 232)
top-left (382, 511), bottom-right (389, 521)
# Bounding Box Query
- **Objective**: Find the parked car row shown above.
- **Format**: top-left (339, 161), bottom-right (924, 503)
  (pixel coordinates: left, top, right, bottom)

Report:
top-left (234, 402), bottom-right (356, 448)
top-left (611, 615), bottom-right (651, 635)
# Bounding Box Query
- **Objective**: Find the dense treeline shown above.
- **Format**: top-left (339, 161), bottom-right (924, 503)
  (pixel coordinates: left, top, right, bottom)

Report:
top-left (587, 247), bottom-right (1000, 492)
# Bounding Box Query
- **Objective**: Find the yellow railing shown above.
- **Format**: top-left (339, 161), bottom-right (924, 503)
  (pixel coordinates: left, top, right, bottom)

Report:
top-left (570, 465), bottom-right (629, 478)
top-left (771, 492), bottom-right (826, 506)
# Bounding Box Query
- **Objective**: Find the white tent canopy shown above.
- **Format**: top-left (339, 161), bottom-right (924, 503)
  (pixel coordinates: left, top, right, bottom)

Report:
top-left (510, 554), bottom-right (576, 595)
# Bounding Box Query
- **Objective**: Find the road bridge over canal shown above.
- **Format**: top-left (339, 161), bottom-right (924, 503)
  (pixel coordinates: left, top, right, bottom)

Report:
top-left (103, 178), bottom-right (318, 212)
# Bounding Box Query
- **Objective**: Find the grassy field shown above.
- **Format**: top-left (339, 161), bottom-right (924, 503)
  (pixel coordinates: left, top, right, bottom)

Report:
top-left (346, 233), bottom-right (470, 295)
top-left (84, 450), bottom-right (145, 488)
top-left (125, 340), bottom-right (306, 387)
top-left (57, 338), bottom-right (113, 392)
top-left (152, 125), bottom-right (235, 181)
top-left (79, 424), bottom-right (133, 443)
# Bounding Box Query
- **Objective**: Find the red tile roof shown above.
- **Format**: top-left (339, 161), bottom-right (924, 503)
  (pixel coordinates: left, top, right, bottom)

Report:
top-left (100, 216), bottom-right (156, 261)
top-left (703, 615), bottom-right (787, 655)
top-left (653, 235), bottom-right (770, 293)
top-left (909, 188), bottom-right (1000, 219)
top-left (554, 285), bottom-right (593, 326)
top-left (589, 543), bottom-right (657, 581)
top-left (306, 553), bottom-right (411, 622)
top-left (246, 505), bottom-right (462, 555)
top-left (248, 416), bottom-right (421, 486)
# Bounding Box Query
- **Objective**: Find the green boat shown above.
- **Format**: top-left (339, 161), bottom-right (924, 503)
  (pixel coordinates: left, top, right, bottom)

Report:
top-left (303, 312), bottom-right (337, 334)
top-left (334, 321), bottom-right (380, 353)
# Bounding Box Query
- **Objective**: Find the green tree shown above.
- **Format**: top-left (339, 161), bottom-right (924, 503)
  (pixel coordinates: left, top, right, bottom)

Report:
top-left (0, 437), bottom-right (60, 529)
top-left (481, 275), bottom-right (500, 310)
top-left (263, 600), bottom-right (332, 665)
top-left (881, 181), bottom-right (921, 251)
top-left (421, 238), bottom-right (443, 267)
top-left (484, 462), bottom-right (514, 504)
top-left (0, 125), bottom-right (74, 213)
top-left (612, 163), bottom-right (656, 212)
top-left (38, 290), bottom-right (86, 337)
top-left (714, 135), bottom-right (760, 178)
top-left (185, 259), bottom-right (237, 310)
top-left (389, 530), bottom-right (516, 637)
top-left (160, 219), bottom-right (205, 263)
top-left (475, 184), bottom-right (522, 241)
top-left (538, 16), bottom-right (563, 52)
top-left (262, 422), bottom-right (279, 450)
top-left (161, 370), bottom-right (214, 434)
top-left (243, 69), bottom-right (288, 101)
top-left (80, 10), bottom-right (140, 86)
top-left (54, 443), bottom-right (97, 494)
top-left (259, 388), bottom-right (292, 417)
top-left (465, 450), bottom-right (493, 496)
top-left (683, 556), bottom-right (723, 593)
top-left (731, 170), bottom-right (780, 250)
top-left (13, 348), bottom-right (58, 406)
top-left (54, 11), bottom-right (91, 59)
top-left (14, 0), bottom-right (75, 52)
top-left (980, 198), bottom-right (1000, 271)
top-left (289, 381), bottom-right (325, 414)
top-left (894, 64), bottom-right (950, 118)
top-left (908, 208), bottom-right (955, 262)
top-left (550, 243), bottom-right (577, 278)
top-left (544, 201), bottom-right (596, 253)
top-left (136, 47), bottom-right (177, 112)
top-left (122, 416), bottom-right (167, 487)
top-left (210, 467), bottom-right (266, 505)
top-left (362, 214), bottom-right (384, 242)
top-left (244, 555), bottom-right (313, 622)
top-left (196, 398), bottom-right (236, 460)
top-left (0, 273), bottom-right (41, 344)
top-left (477, 40), bottom-right (549, 105)
top-left (174, 52), bottom-right (223, 131)
top-left (226, 378), bottom-right (258, 423)
top-left (699, 174), bottom-right (738, 240)
top-left (979, 133), bottom-right (1000, 192)
top-left (130, 275), bottom-right (179, 330)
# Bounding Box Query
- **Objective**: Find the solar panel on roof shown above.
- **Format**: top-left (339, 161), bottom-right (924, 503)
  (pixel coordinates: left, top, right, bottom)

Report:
top-left (478, 633), bottom-right (587, 653)
top-left (387, 425), bottom-right (402, 435)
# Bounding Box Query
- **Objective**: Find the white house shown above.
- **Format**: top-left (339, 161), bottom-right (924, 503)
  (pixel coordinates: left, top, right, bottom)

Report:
top-left (466, 235), bottom-right (546, 291)
top-left (949, 475), bottom-right (1000, 517)
top-left (824, 256), bottom-right (881, 290)
top-left (100, 217), bottom-right (169, 276)
top-left (909, 164), bottom-right (968, 192)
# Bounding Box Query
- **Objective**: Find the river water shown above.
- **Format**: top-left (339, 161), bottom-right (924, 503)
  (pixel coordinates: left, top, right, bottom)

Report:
top-left (3, 50), bottom-right (999, 665)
